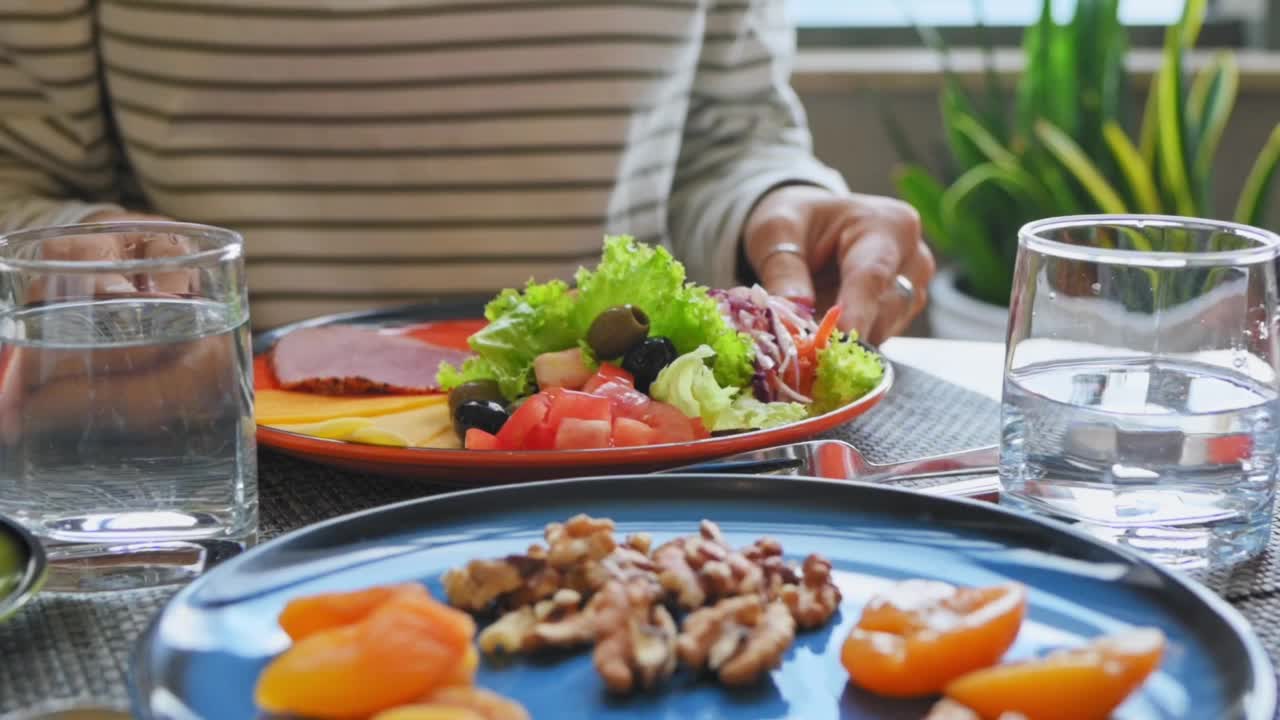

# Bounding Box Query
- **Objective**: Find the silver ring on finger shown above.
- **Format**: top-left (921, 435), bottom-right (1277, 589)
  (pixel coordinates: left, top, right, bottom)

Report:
top-left (758, 241), bottom-right (806, 266)
top-left (893, 274), bottom-right (916, 305)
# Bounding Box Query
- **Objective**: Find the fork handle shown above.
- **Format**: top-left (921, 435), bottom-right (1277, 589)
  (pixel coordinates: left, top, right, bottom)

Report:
top-left (861, 444), bottom-right (1001, 484)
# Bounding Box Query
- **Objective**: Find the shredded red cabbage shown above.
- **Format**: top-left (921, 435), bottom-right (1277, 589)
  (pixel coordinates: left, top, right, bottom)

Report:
top-left (710, 285), bottom-right (819, 403)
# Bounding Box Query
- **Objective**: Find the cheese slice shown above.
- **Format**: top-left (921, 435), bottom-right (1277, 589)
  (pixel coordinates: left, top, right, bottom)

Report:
top-left (349, 403), bottom-right (453, 447)
top-left (268, 401), bottom-right (457, 449)
top-left (256, 389), bottom-right (445, 425)
top-left (267, 417), bottom-right (374, 440)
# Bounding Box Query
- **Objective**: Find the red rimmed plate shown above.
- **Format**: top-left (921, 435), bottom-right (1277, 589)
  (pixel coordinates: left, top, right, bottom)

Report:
top-left (252, 301), bottom-right (893, 483)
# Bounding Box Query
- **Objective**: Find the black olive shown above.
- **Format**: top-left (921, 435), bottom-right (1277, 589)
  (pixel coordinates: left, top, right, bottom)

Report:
top-left (587, 304), bottom-right (650, 359)
top-left (448, 380), bottom-right (503, 417)
top-left (622, 336), bottom-right (677, 393)
top-left (454, 399), bottom-right (509, 437)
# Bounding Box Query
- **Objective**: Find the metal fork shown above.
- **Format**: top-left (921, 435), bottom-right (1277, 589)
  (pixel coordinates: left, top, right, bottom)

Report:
top-left (667, 439), bottom-right (1001, 500)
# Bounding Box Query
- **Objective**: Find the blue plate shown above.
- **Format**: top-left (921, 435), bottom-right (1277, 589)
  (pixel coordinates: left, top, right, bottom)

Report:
top-left (130, 474), bottom-right (1275, 719)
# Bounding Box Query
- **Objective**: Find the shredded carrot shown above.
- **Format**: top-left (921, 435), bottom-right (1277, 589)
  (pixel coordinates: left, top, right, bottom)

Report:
top-left (815, 306), bottom-right (842, 351)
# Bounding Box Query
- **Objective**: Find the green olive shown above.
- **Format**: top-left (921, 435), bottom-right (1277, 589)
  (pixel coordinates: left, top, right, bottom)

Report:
top-left (586, 304), bottom-right (650, 359)
top-left (448, 379), bottom-right (503, 418)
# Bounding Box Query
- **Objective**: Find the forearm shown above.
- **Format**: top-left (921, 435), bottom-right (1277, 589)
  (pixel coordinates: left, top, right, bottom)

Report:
top-left (0, 182), bottom-right (123, 232)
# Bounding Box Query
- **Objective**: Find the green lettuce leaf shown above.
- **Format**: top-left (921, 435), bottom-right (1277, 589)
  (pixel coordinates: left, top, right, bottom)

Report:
top-left (810, 332), bottom-right (885, 415)
top-left (711, 396), bottom-right (808, 432)
top-left (435, 356), bottom-right (498, 390)
top-left (572, 236), bottom-right (753, 388)
top-left (649, 345), bottom-right (738, 426)
top-left (436, 278), bottom-right (578, 399)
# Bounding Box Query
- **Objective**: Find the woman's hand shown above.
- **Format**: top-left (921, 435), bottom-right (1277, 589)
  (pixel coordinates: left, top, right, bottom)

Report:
top-left (743, 185), bottom-right (935, 345)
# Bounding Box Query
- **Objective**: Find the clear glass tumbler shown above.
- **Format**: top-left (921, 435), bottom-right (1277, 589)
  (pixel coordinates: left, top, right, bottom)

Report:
top-left (0, 222), bottom-right (257, 591)
top-left (1001, 215), bottom-right (1280, 570)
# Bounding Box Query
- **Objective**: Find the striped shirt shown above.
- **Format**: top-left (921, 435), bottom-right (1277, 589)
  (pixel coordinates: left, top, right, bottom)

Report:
top-left (0, 0), bottom-right (845, 328)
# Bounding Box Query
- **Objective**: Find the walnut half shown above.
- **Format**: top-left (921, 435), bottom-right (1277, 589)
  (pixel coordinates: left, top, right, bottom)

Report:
top-left (778, 554), bottom-right (842, 629)
top-left (654, 520), bottom-right (764, 610)
top-left (591, 579), bottom-right (679, 694)
top-left (477, 589), bottom-right (592, 655)
top-left (677, 595), bottom-right (796, 686)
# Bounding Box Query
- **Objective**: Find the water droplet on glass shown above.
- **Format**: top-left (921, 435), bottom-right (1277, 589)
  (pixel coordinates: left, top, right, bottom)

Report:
top-left (1048, 291), bottom-right (1057, 300)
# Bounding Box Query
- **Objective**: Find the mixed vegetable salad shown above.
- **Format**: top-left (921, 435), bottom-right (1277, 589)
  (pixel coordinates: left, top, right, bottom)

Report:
top-left (437, 236), bottom-right (884, 450)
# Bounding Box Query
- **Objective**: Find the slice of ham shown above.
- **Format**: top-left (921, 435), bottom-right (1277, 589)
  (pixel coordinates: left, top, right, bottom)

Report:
top-left (271, 325), bottom-right (472, 395)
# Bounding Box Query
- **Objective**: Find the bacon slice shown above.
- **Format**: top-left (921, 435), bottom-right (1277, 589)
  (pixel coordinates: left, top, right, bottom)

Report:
top-left (270, 325), bottom-right (472, 395)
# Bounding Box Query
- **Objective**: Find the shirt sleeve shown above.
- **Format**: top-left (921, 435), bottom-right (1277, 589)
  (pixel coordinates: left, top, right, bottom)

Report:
top-left (666, 0), bottom-right (847, 288)
top-left (0, 2), bottom-right (123, 234)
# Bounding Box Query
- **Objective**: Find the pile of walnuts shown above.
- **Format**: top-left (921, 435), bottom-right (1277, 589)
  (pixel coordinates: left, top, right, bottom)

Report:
top-left (442, 514), bottom-right (842, 694)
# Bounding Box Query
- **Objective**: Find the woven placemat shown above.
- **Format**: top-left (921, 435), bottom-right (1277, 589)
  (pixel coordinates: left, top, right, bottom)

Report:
top-left (0, 363), bottom-right (1274, 718)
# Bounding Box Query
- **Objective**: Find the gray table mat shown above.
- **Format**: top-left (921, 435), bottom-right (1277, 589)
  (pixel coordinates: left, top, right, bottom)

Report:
top-left (0, 363), bottom-right (1275, 717)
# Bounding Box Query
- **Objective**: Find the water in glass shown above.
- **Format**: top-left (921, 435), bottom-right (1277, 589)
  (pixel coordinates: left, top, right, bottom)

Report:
top-left (0, 222), bottom-right (256, 590)
top-left (1000, 215), bottom-right (1280, 569)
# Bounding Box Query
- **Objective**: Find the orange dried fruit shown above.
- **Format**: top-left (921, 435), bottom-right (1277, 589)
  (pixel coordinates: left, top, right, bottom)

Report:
top-left (255, 586), bottom-right (477, 719)
top-left (278, 583), bottom-right (424, 641)
top-left (841, 580), bottom-right (1027, 697)
top-left (374, 687), bottom-right (531, 720)
top-left (944, 627), bottom-right (1166, 720)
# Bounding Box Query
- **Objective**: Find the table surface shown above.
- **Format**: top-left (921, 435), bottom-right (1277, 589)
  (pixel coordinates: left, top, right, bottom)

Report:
top-left (882, 337), bottom-right (1004, 401)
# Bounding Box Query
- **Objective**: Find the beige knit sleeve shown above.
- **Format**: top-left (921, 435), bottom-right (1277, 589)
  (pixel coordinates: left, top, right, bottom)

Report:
top-left (0, 2), bottom-right (123, 234)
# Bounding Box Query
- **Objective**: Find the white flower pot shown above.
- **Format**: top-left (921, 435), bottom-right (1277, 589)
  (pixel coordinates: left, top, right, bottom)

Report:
top-left (927, 268), bottom-right (1010, 342)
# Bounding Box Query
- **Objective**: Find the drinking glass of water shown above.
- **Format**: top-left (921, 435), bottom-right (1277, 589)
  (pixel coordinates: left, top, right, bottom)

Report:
top-left (0, 222), bottom-right (256, 591)
top-left (1001, 215), bottom-right (1280, 570)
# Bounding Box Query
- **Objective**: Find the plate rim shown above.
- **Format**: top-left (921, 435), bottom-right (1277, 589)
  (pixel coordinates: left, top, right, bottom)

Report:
top-left (250, 301), bottom-right (895, 464)
top-left (129, 473), bottom-right (1277, 720)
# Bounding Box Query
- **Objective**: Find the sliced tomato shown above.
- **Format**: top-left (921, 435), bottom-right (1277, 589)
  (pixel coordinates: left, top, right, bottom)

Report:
top-left (496, 393), bottom-right (551, 449)
top-left (523, 420), bottom-right (557, 451)
top-left (546, 389), bottom-right (613, 426)
top-left (554, 418), bottom-right (612, 450)
top-left (464, 428), bottom-right (502, 450)
top-left (597, 363), bottom-right (634, 385)
top-left (591, 380), bottom-right (651, 420)
top-left (612, 417), bottom-right (657, 448)
top-left (582, 363), bottom-right (634, 392)
top-left (644, 400), bottom-right (697, 444)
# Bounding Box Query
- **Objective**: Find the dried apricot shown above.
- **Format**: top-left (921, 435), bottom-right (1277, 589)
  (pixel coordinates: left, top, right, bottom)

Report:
top-left (945, 627), bottom-right (1165, 720)
top-left (255, 587), bottom-right (477, 718)
top-left (278, 584), bottom-right (424, 641)
top-left (841, 580), bottom-right (1026, 697)
top-left (374, 687), bottom-right (531, 720)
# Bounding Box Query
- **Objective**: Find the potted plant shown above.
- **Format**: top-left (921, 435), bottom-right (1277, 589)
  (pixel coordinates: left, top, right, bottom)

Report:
top-left (887, 0), bottom-right (1280, 340)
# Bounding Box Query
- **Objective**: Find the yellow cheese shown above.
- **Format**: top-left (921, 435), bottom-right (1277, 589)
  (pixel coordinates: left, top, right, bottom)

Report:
top-left (255, 389), bottom-right (445, 425)
top-left (268, 400), bottom-right (457, 449)
top-left (349, 403), bottom-right (453, 448)
top-left (268, 417), bottom-right (374, 440)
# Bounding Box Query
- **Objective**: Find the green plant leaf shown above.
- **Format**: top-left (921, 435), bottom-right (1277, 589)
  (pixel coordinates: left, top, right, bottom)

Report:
top-left (1157, 25), bottom-right (1198, 216)
top-left (1046, 9), bottom-right (1080, 137)
top-left (1016, 0), bottom-right (1054, 140)
top-left (938, 173), bottom-right (1016, 305)
top-left (1187, 53), bottom-right (1238, 213)
top-left (941, 83), bottom-right (988, 174)
top-left (1035, 119), bottom-right (1129, 213)
top-left (893, 164), bottom-right (951, 253)
top-left (1138, 75), bottom-right (1160, 171)
top-left (1103, 121), bottom-right (1163, 214)
top-left (944, 162), bottom-right (1047, 218)
top-left (1179, 0), bottom-right (1208, 49)
top-left (971, 0), bottom-right (1008, 143)
top-left (952, 113), bottom-right (1056, 212)
top-left (1071, 0), bottom-right (1122, 168)
top-left (1234, 123), bottom-right (1280, 228)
